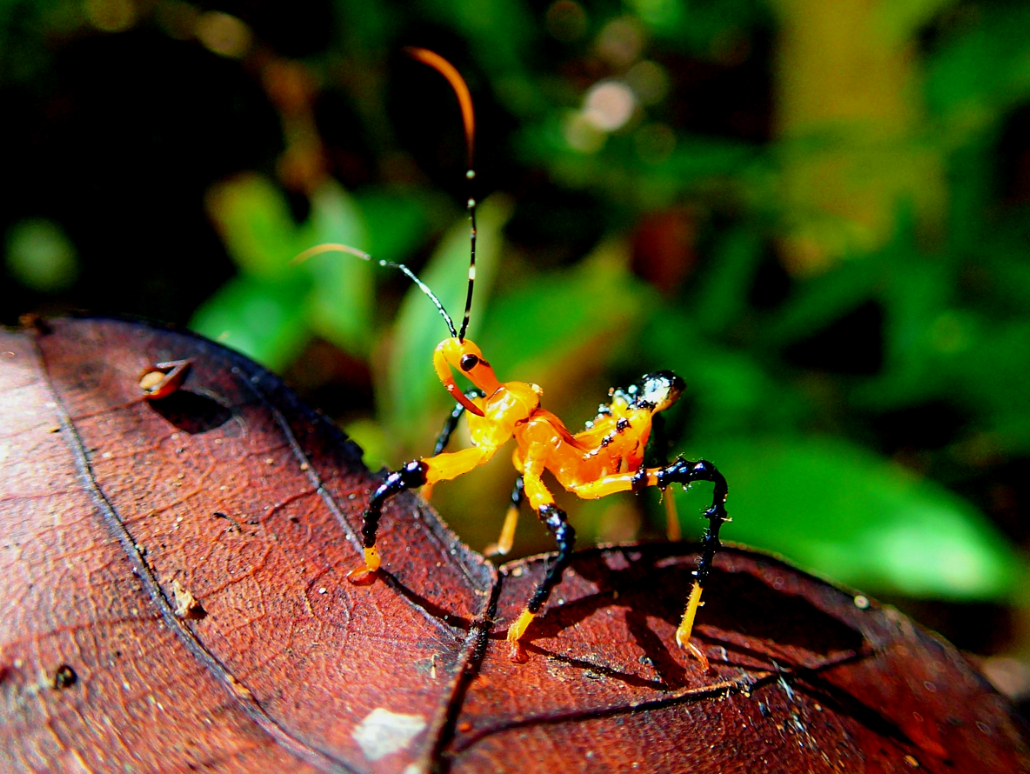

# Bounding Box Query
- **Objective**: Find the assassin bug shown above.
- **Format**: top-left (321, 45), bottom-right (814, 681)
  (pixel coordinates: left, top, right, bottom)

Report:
top-left (297, 48), bottom-right (729, 665)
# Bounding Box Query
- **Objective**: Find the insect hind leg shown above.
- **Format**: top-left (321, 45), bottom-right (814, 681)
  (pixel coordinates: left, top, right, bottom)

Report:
top-left (655, 457), bottom-right (728, 668)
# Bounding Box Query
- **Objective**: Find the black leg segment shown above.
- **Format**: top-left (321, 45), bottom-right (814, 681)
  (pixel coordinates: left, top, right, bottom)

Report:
top-left (526, 504), bottom-right (576, 615)
top-left (509, 475), bottom-right (525, 513)
top-left (362, 460), bottom-right (428, 549)
top-left (655, 457), bottom-right (729, 586)
top-left (433, 388), bottom-right (485, 455)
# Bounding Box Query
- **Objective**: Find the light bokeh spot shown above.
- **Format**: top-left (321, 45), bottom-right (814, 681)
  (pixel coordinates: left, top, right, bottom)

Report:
top-left (5, 219), bottom-right (79, 292)
top-left (83, 0), bottom-right (136, 32)
top-left (582, 80), bottom-right (636, 132)
top-left (196, 11), bottom-right (252, 59)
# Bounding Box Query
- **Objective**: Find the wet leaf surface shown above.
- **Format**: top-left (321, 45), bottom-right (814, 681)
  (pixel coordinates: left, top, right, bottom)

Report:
top-left (1, 317), bottom-right (1027, 773)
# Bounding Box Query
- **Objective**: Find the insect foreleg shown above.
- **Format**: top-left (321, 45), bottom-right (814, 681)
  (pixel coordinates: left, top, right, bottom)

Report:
top-left (423, 388), bottom-right (486, 501)
top-left (350, 460), bottom-right (430, 582)
top-left (351, 445), bottom-right (501, 583)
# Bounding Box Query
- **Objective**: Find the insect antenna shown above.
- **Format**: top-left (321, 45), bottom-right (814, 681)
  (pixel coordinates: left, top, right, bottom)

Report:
top-left (293, 243), bottom-right (458, 338)
top-left (296, 51), bottom-right (479, 342)
top-left (405, 47), bottom-right (478, 343)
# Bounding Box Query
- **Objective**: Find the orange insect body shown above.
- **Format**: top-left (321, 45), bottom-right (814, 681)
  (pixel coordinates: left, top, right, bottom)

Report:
top-left (430, 336), bottom-right (675, 506)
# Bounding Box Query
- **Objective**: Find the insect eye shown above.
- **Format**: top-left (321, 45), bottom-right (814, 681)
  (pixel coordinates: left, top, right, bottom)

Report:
top-left (460, 354), bottom-right (480, 372)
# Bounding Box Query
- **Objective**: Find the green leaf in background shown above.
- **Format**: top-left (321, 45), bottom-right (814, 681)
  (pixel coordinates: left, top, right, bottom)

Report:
top-left (626, 0), bottom-right (687, 38)
top-left (692, 225), bottom-right (762, 336)
top-left (477, 238), bottom-right (648, 387)
top-left (876, 0), bottom-right (959, 45)
top-left (299, 181), bottom-right (374, 355)
top-left (641, 306), bottom-right (804, 437)
top-left (200, 175), bottom-right (390, 361)
top-left (925, 3), bottom-right (1030, 121)
top-left (189, 275), bottom-right (309, 370)
top-left (205, 173), bottom-right (299, 281)
top-left (759, 248), bottom-right (885, 347)
top-left (632, 0), bottom-right (771, 49)
top-left (356, 191), bottom-right (430, 265)
top-left (386, 195), bottom-right (512, 443)
top-left (519, 122), bottom-right (762, 208)
top-left (944, 318), bottom-right (1030, 453)
top-left (674, 436), bottom-right (1022, 600)
top-left (420, 0), bottom-right (535, 90)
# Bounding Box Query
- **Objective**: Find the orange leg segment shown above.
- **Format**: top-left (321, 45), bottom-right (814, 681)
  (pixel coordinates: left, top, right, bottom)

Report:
top-left (424, 446), bottom-right (497, 485)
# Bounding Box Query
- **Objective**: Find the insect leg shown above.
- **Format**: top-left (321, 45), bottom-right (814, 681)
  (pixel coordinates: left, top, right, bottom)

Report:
top-left (562, 457), bottom-right (727, 666)
top-left (527, 504), bottom-right (575, 615)
top-left (506, 455), bottom-right (576, 660)
top-left (351, 445), bottom-right (499, 583)
top-left (424, 388), bottom-right (485, 501)
top-left (432, 388), bottom-right (485, 455)
top-left (349, 460), bottom-right (430, 583)
top-left (655, 457), bottom-right (728, 668)
top-left (506, 503), bottom-right (575, 661)
top-left (663, 494), bottom-right (682, 542)
top-left (485, 475), bottom-right (524, 557)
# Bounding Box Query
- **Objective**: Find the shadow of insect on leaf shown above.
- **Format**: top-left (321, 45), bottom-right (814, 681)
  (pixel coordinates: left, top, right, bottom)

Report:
top-left (523, 550), bottom-right (863, 654)
top-left (493, 546), bottom-right (869, 695)
top-left (147, 389), bottom-right (233, 434)
top-left (378, 566), bottom-right (481, 631)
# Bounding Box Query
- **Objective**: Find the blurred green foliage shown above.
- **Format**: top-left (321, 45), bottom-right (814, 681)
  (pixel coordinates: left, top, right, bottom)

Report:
top-left (193, 175), bottom-right (376, 367)
top-left (4, 0), bottom-right (1030, 621)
